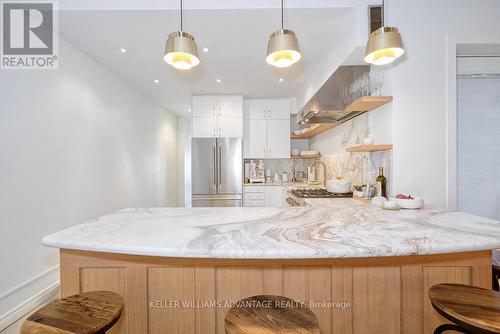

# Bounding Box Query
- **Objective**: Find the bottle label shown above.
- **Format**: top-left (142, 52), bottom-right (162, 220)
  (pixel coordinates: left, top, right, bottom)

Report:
top-left (376, 181), bottom-right (382, 197)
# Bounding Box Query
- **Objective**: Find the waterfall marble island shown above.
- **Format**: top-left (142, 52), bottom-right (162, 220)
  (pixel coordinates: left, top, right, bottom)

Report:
top-left (42, 203), bottom-right (500, 334)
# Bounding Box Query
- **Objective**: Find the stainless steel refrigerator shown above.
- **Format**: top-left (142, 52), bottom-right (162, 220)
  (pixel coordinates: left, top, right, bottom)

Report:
top-left (192, 138), bottom-right (242, 207)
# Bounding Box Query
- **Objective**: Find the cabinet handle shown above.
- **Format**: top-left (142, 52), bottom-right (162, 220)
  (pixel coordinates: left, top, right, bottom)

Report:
top-left (218, 107), bottom-right (222, 117)
top-left (219, 128), bottom-right (221, 137)
top-left (268, 110), bottom-right (271, 118)
top-left (213, 128), bottom-right (216, 137)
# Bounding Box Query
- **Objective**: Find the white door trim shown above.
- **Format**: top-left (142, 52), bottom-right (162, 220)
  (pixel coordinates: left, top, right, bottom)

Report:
top-left (445, 32), bottom-right (500, 210)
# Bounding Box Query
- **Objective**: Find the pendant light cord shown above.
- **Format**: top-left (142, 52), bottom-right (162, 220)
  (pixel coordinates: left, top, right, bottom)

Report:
top-left (382, 0), bottom-right (385, 26)
top-left (180, 0), bottom-right (183, 31)
top-left (281, 0), bottom-right (284, 29)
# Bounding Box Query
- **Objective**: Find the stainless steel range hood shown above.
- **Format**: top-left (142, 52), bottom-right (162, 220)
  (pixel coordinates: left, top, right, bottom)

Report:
top-left (297, 65), bottom-right (371, 125)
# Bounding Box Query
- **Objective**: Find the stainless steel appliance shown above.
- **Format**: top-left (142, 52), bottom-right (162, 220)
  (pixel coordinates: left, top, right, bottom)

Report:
top-left (192, 138), bottom-right (243, 207)
top-left (285, 188), bottom-right (353, 207)
top-left (296, 66), bottom-right (371, 125)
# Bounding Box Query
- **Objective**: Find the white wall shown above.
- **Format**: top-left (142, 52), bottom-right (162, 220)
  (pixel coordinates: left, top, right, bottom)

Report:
top-left (0, 38), bottom-right (178, 328)
top-left (387, 0), bottom-right (500, 207)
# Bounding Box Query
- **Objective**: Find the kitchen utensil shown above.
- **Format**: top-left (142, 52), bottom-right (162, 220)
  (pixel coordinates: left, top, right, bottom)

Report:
top-left (307, 166), bottom-right (316, 182)
top-left (326, 179), bottom-right (352, 194)
top-left (282, 172), bottom-right (289, 182)
top-left (391, 197), bottom-right (424, 209)
top-left (291, 149), bottom-right (300, 156)
top-left (273, 172), bottom-right (280, 183)
top-left (294, 170), bottom-right (305, 182)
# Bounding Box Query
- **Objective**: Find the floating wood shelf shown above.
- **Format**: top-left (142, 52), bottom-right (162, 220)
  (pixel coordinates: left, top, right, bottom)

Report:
top-left (291, 124), bottom-right (337, 139)
top-left (291, 154), bottom-right (321, 160)
top-left (346, 144), bottom-right (393, 153)
top-left (345, 96), bottom-right (393, 112)
top-left (291, 96), bottom-right (393, 140)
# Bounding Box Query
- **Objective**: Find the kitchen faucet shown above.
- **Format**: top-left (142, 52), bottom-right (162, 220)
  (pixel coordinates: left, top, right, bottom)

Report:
top-left (311, 160), bottom-right (328, 189)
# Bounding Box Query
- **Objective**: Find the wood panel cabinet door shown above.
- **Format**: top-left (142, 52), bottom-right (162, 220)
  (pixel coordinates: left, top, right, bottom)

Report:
top-left (245, 99), bottom-right (268, 120)
top-left (192, 117), bottom-right (217, 138)
top-left (218, 117), bottom-right (243, 138)
top-left (192, 96), bottom-right (217, 118)
top-left (217, 95), bottom-right (243, 118)
top-left (244, 119), bottom-right (267, 158)
top-left (267, 99), bottom-right (291, 120)
top-left (267, 119), bottom-right (290, 158)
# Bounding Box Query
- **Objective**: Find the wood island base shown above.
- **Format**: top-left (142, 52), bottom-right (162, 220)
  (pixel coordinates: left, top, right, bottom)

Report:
top-left (60, 249), bottom-right (493, 334)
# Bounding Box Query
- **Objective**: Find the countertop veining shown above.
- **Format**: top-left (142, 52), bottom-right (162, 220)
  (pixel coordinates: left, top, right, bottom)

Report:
top-left (42, 201), bottom-right (500, 259)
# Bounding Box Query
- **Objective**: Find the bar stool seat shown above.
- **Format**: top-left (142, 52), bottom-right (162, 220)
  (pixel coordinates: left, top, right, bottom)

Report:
top-left (225, 295), bottom-right (320, 334)
top-left (21, 291), bottom-right (123, 334)
top-left (429, 283), bottom-right (500, 334)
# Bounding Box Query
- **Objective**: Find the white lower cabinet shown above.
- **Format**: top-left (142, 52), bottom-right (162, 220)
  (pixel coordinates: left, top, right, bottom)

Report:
top-left (243, 186), bottom-right (284, 207)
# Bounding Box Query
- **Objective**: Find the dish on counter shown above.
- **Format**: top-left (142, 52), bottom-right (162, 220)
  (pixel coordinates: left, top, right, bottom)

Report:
top-left (391, 194), bottom-right (424, 209)
top-left (327, 179), bottom-right (352, 194)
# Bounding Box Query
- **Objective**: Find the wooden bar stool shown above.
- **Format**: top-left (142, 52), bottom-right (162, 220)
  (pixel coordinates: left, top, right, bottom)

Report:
top-left (225, 295), bottom-right (320, 334)
top-left (21, 291), bottom-right (123, 334)
top-left (429, 283), bottom-right (500, 334)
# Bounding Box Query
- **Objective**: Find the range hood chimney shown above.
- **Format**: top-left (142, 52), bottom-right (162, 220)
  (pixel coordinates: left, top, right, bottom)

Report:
top-left (297, 65), bottom-right (372, 125)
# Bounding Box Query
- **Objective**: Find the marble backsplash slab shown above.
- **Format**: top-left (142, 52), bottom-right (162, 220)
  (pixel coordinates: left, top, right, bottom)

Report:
top-left (310, 114), bottom-right (392, 194)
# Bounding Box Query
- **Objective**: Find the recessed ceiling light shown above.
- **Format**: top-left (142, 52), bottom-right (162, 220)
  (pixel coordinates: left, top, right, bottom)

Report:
top-left (188, 108), bottom-right (192, 112)
top-left (202, 47), bottom-right (209, 52)
top-left (216, 79), bottom-right (222, 83)
top-left (279, 78), bottom-right (284, 82)
top-left (120, 48), bottom-right (127, 53)
top-left (154, 79), bottom-right (160, 84)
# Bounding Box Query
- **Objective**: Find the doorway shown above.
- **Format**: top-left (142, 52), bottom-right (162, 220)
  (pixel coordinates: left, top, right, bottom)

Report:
top-left (456, 48), bottom-right (500, 220)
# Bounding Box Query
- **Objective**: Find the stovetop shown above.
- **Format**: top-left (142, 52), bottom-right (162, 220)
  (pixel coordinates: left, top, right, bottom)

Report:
top-left (291, 188), bottom-right (353, 199)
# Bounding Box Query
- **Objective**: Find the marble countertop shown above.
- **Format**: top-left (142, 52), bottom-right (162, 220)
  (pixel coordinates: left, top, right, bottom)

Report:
top-left (42, 203), bottom-right (500, 259)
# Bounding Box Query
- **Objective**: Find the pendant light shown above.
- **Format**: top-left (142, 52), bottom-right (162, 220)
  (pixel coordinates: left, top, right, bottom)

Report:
top-left (163, 0), bottom-right (199, 70)
top-left (364, 0), bottom-right (405, 66)
top-left (266, 0), bottom-right (301, 68)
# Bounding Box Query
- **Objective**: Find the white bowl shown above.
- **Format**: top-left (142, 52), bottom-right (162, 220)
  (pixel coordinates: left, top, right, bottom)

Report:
top-left (391, 197), bottom-right (424, 209)
top-left (293, 130), bottom-right (302, 136)
top-left (327, 180), bottom-right (352, 194)
top-left (291, 149), bottom-right (300, 156)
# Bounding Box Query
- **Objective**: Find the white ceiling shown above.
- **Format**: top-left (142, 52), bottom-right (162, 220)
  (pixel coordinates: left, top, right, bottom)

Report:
top-left (59, 6), bottom-right (357, 114)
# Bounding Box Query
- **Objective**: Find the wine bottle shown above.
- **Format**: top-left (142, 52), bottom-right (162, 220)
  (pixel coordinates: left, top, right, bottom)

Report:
top-left (376, 167), bottom-right (387, 198)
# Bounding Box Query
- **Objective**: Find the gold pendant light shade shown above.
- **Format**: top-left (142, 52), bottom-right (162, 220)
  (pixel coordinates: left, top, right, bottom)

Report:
top-left (164, 31), bottom-right (200, 70)
top-left (266, 29), bottom-right (301, 68)
top-left (364, 27), bottom-right (404, 66)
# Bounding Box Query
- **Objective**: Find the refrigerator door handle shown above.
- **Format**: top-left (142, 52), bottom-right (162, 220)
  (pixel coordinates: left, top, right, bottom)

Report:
top-left (218, 145), bottom-right (222, 185)
top-left (213, 145), bottom-right (217, 191)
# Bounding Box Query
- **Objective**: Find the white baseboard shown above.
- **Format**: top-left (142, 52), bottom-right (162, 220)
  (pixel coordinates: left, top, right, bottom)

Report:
top-left (0, 266), bottom-right (60, 331)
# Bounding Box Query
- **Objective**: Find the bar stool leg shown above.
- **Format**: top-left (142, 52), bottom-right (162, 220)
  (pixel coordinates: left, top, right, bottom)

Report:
top-left (433, 323), bottom-right (474, 334)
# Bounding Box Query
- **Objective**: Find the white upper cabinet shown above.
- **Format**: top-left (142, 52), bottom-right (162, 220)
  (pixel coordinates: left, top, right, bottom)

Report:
top-left (245, 99), bottom-right (268, 120)
top-left (243, 98), bottom-right (291, 159)
top-left (218, 117), bottom-right (243, 138)
top-left (218, 95), bottom-right (243, 118)
top-left (192, 96), bottom-right (217, 118)
top-left (244, 99), bottom-right (290, 120)
top-left (267, 99), bottom-right (291, 119)
top-left (267, 120), bottom-right (291, 158)
top-left (244, 119), bottom-right (267, 158)
top-left (192, 95), bottom-right (243, 138)
top-left (192, 117), bottom-right (218, 138)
